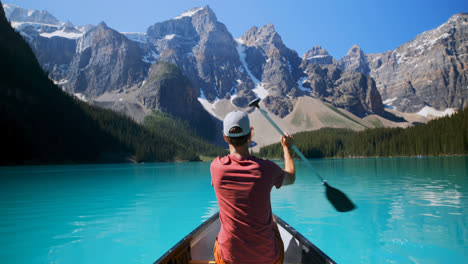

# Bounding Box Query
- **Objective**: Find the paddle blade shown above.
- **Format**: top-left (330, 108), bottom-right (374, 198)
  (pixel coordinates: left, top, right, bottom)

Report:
top-left (324, 182), bottom-right (356, 212)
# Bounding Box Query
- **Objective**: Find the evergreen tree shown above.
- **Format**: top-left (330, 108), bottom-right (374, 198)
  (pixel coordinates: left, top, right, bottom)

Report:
top-left (258, 108), bottom-right (468, 159)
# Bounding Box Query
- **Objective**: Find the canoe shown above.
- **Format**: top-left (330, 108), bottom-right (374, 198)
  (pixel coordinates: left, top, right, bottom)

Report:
top-left (153, 212), bottom-right (336, 264)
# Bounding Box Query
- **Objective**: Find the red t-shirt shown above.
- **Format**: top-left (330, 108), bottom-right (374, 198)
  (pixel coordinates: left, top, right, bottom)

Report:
top-left (211, 154), bottom-right (285, 264)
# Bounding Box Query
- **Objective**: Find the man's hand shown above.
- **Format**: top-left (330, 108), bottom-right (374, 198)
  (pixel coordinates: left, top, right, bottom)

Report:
top-left (281, 133), bottom-right (293, 149)
top-left (281, 133), bottom-right (295, 186)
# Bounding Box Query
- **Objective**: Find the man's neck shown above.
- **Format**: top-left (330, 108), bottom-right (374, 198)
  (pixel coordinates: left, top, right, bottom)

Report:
top-left (229, 144), bottom-right (250, 158)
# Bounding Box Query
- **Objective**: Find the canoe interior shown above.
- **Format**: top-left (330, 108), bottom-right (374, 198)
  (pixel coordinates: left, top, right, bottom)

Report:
top-left (154, 212), bottom-right (336, 264)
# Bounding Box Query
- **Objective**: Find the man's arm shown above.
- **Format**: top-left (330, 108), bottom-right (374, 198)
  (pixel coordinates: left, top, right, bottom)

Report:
top-left (281, 134), bottom-right (295, 186)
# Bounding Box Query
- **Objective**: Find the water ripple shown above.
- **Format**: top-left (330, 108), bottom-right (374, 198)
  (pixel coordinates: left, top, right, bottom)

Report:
top-left (1, 158), bottom-right (467, 264)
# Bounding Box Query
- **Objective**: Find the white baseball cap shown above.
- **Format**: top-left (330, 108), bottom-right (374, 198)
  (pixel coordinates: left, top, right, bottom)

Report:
top-left (223, 111), bottom-right (251, 137)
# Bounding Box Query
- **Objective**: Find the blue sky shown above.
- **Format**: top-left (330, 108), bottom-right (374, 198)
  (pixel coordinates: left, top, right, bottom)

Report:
top-left (5, 0), bottom-right (467, 59)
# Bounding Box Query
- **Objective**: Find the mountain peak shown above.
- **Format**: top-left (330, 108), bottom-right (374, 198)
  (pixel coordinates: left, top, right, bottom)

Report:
top-left (263, 23), bottom-right (276, 31)
top-left (308, 45), bottom-right (330, 56)
top-left (2, 3), bottom-right (60, 25)
top-left (97, 21), bottom-right (108, 28)
top-left (337, 44), bottom-right (370, 75)
top-left (346, 44), bottom-right (366, 56)
top-left (445, 12), bottom-right (468, 26)
top-left (174, 6), bottom-right (213, 20)
top-left (2, 3), bottom-right (20, 18)
top-left (451, 12), bottom-right (468, 19)
top-left (350, 44), bottom-right (361, 51)
top-left (257, 23), bottom-right (278, 37)
top-left (241, 23), bottom-right (282, 46)
top-left (302, 45), bottom-right (335, 65)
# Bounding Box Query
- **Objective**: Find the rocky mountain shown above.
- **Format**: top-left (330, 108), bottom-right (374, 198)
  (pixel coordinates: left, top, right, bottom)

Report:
top-left (0, 1), bottom-right (205, 164)
top-left (5, 2), bottom-right (467, 148)
top-left (302, 45), bottom-right (337, 65)
top-left (4, 3), bottom-right (387, 121)
top-left (137, 61), bottom-right (218, 140)
top-left (2, 3), bottom-right (222, 141)
top-left (299, 62), bottom-right (385, 118)
top-left (337, 13), bottom-right (468, 113)
top-left (337, 45), bottom-right (370, 76)
top-left (238, 24), bottom-right (306, 116)
top-left (3, 3), bottom-right (59, 25)
top-left (64, 21), bottom-right (148, 97)
top-left (2, 3), bottom-right (86, 81)
top-left (146, 7), bottom-right (252, 105)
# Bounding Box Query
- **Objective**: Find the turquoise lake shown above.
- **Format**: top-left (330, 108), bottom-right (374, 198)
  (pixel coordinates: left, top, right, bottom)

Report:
top-left (0, 157), bottom-right (467, 263)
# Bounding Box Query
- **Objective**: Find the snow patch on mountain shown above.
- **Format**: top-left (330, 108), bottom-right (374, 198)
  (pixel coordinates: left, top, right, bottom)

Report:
top-left (3, 3), bottom-right (18, 18)
top-left (382, 97), bottom-right (398, 110)
top-left (76, 36), bottom-right (92, 53)
top-left (307, 55), bottom-right (328, 60)
top-left (3, 3), bottom-right (61, 25)
top-left (5, 4), bottom-right (86, 40)
top-left (54, 79), bottom-right (69, 86)
top-left (253, 83), bottom-right (269, 99)
top-left (10, 21), bottom-right (59, 31)
top-left (235, 40), bottom-right (269, 99)
top-left (175, 7), bottom-right (204, 19)
top-left (40, 28), bottom-right (83, 39)
top-left (142, 50), bottom-right (159, 64)
top-left (229, 82), bottom-right (240, 103)
top-left (235, 37), bottom-right (245, 45)
top-left (164, 34), bottom-right (176, 40)
top-left (417, 106), bottom-right (456, 118)
top-left (297, 76), bottom-right (310, 92)
top-left (197, 88), bottom-right (220, 118)
top-left (74, 93), bottom-right (87, 102)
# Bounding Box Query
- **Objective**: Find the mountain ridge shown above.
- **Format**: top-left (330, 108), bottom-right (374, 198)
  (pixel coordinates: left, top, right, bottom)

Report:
top-left (335, 13), bottom-right (468, 112)
top-left (4, 3), bottom-right (467, 149)
top-left (0, 0), bottom-right (231, 164)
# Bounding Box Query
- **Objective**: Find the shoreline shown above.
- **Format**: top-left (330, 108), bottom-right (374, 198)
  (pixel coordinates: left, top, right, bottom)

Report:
top-left (2, 154), bottom-right (467, 167)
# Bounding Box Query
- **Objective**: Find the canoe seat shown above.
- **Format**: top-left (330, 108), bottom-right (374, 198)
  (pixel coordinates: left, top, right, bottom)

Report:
top-left (189, 261), bottom-right (216, 264)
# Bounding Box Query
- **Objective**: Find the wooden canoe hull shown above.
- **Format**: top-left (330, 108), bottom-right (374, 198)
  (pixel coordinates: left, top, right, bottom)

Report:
top-left (154, 212), bottom-right (336, 264)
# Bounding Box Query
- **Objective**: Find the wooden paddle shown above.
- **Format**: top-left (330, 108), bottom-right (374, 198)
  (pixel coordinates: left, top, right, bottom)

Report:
top-left (249, 98), bottom-right (356, 212)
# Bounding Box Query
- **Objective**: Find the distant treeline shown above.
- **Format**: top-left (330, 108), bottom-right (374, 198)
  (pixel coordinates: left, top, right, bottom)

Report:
top-left (143, 111), bottom-right (227, 159)
top-left (0, 9), bottom-right (225, 165)
top-left (258, 107), bottom-right (468, 159)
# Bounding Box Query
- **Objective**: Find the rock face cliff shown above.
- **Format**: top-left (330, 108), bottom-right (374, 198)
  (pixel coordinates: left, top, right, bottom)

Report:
top-left (300, 45), bottom-right (388, 117)
top-left (2, 3), bottom-right (86, 82)
top-left (239, 24), bottom-right (306, 116)
top-left (138, 61), bottom-right (218, 140)
top-left (7, 3), bottom-right (466, 132)
top-left (300, 62), bottom-right (384, 117)
top-left (145, 7), bottom-right (320, 117)
top-left (302, 45), bottom-right (337, 65)
top-left (6, 3), bottom-right (388, 121)
top-left (64, 22), bottom-right (148, 97)
top-left (338, 13), bottom-right (468, 112)
top-left (4, 3), bottom-right (59, 24)
top-left (337, 45), bottom-right (370, 75)
top-left (30, 35), bottom-right (76, 81)
top-left (240, 24), bottom-right (305, 96)
top-left (146, 7), bottom-right (251, 103)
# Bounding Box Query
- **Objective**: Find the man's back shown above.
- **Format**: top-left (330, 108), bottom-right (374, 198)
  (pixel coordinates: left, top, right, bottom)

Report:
top-left (211, 110), bottom-right (294, 264)
top-left (211, 154), bottom-right (285, 264)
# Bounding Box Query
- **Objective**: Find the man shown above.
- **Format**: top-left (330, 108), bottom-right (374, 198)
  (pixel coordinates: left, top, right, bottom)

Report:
top-left (211, 110), bottom-right (295, 264)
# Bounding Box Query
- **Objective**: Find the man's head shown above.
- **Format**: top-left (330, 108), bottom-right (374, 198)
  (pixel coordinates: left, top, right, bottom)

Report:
top-left (223, 111), bottom-right (252, 147)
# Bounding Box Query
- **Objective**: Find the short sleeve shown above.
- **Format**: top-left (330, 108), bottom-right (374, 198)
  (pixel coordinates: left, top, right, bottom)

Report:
top-left (210, 159), bottom-right (216, 186)
top-left (265, 160), bottom-right (285, 189)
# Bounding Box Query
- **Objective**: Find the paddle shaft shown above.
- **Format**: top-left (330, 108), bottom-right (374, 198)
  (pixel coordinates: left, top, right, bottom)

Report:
top-left (256, 107), bottom-right (326, 183)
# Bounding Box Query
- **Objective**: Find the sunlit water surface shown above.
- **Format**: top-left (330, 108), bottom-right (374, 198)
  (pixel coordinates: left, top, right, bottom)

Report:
top-left (0, 157), bottom-right (467, 263)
